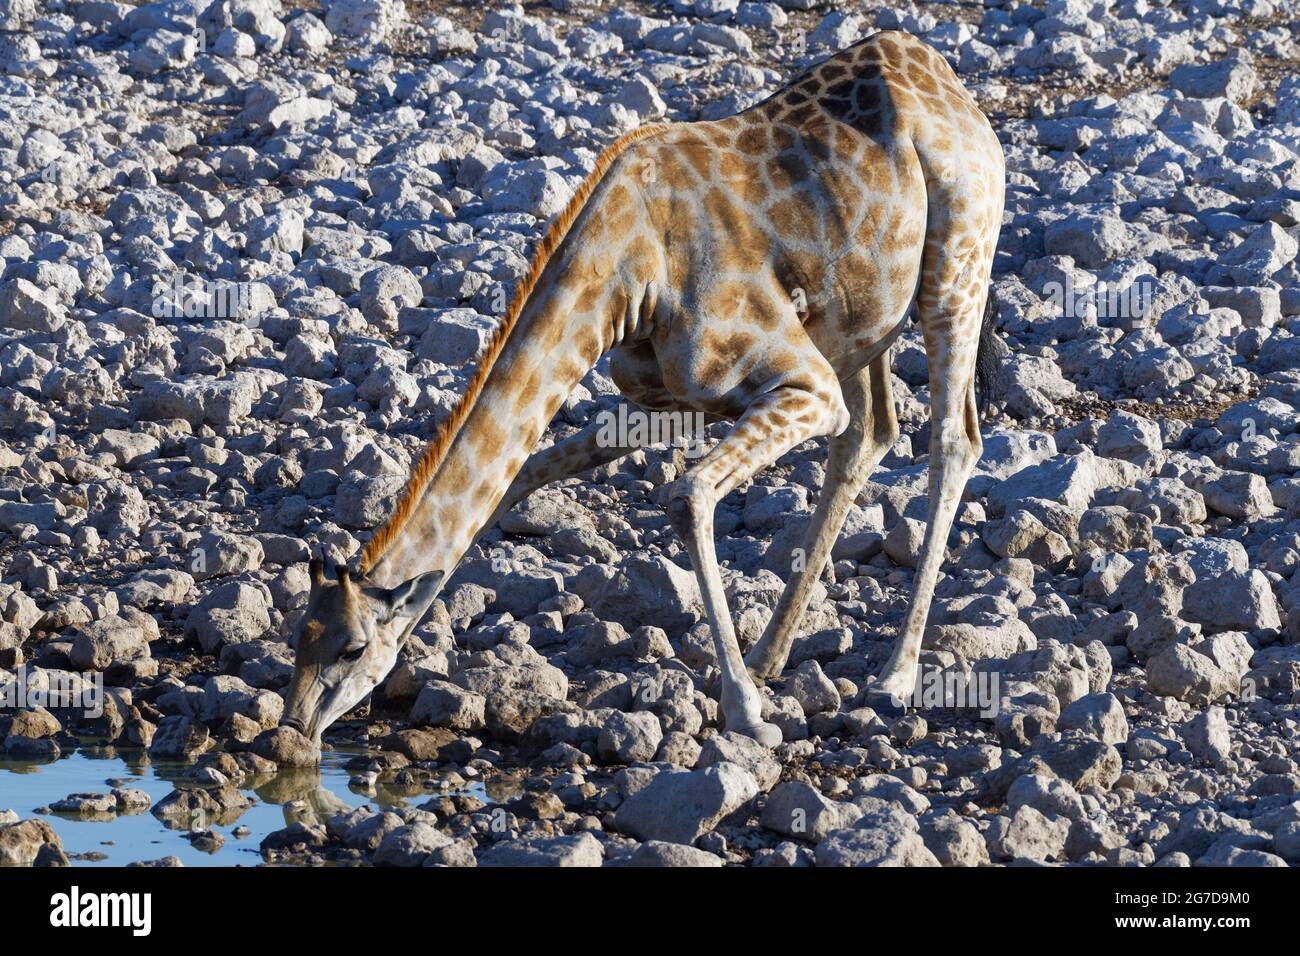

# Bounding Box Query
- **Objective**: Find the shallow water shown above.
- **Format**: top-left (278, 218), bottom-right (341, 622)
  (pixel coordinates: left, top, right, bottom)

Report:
top-left (0, 744), bottom-right (490, 867)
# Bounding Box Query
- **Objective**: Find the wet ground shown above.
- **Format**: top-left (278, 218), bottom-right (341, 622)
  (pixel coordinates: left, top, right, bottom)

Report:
top-left (0, 744), bottom-right (493, 866)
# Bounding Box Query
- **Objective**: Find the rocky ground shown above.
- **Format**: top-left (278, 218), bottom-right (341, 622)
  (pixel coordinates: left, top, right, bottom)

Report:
top-left (1, 0), bottom-right (1300, 868)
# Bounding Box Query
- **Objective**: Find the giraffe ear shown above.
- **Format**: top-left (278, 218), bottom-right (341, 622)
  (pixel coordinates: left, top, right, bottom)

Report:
top-left (309, 558), bottom-right (326, 589)
top-left (336, 562), bottom-right (361, 596)
top-left (370, 570), bottom-right (446, 625)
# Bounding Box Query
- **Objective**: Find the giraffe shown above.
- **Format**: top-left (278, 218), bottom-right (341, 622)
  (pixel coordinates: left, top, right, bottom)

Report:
top-left (280, 31), bottom-right (1006, 749)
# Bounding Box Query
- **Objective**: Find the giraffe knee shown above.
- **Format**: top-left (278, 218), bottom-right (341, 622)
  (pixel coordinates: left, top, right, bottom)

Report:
top-left (666, 481), bottom-right (710, 538)
top-left (935, 416), bottom-right (978, 468)
top-left (825, 388), bottom-right (851, 437)
top-left (964, 393), bottom-right (983, 453)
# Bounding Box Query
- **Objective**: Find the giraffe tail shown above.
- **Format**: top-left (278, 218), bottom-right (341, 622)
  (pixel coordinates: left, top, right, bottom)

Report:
top-left (974, 289), bottom-right (1004, 417)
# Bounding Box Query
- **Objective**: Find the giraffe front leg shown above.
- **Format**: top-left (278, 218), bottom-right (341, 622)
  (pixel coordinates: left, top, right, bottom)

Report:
top-left (746, 354), bottom-right (899, 680)
top-left (666, 379), bottom-right (848, 748)
top-left (482, 400), bottom-right (658, 534)
top-left (667, 488), bottom-right (780, 747)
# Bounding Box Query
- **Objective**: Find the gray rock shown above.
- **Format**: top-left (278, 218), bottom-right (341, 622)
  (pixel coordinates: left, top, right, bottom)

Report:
top-left (814, 807), bottom-right (939, 867)
top-left (985, 805), bottom-right (1070, 862)
top-left (1044, 214), bottom-right (1142, 269)
top-left (982, 509), bottom-right (1071, 566)
top-left (849, 775), bottom-right (931, 815)
top-left (184, 580), bottom-right (272, 653)
top-left (335, 473), bottom-right (406, 530)
top-left (696, 731), bottom-right (781, 791)
top-left (1170, 59), bottom-right (1256, 103)
top-left (785, 660), bottom-right (841, 715)
top-left (410, 681), bottom-right (486, 731)
top-left (919, 811), bottom-right (989, 866)
top-left (483, 167), bottom-right (573, 218)
top-left (323, 0), bottom-right (406, 40)
top-left (573, 555), bottom-right (704, 637)
top-left (615, 763), bottom-right (758, 845)
top-left (1148, 639), bottom-right (1248, 705)
top-left (286, 12), bottom-right (332, 53)
top-left (1058, 693), bottom-right (1128, 744)
top-left (596, 709), bottom-right (663, 764)
top-left (1182, 570), bottom-right (1280, 633)
top-left (1006, 773), bottom-right (1085, 822)
top-left (189, 530), bottom-right (264, 580)
top-left (360, 265), bottom-right (422, 332)
top-left (988, 451), bottom-right (1100, 516)
top-left (618, 841), bottom-right (723, 867)
top-left (250, 725), bottom-right (321, 766)
top-left (1182, 706), bottom-right (1231, 764)
top-left (68, 614), bottom-right (152, 671)
top-left (478, 832), bottom-right (603, 867)
top-left (760, 781), bottom-right (863, 841)
top-left (883, 517), bottom-right (926, 567)
top-left (1210, 222), bottom-right (1299, 285)
top-left (1095, 410), bottom-right (1162, 464)
top-left (148, 716), bottom-right (211, 761)
top-left (415, 310), bottom-right (496, 366)
top-left (374, 822), bottom-right (455, 867)
top-left (0, 277), bottom-right (65, 332)
top-left (0, 819), bottom-right (63, 865)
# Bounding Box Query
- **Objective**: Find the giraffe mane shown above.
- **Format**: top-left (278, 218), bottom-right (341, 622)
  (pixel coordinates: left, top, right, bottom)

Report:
top-left (359, 122), bottom-right (671, 575)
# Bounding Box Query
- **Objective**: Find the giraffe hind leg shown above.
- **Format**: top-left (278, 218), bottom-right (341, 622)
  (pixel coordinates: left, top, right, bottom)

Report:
top-left (869, 374), bottom-right (980, 710)
top-left (866, 131), bottom-right (1000, 708)
top-left (870, 268), bottom-right (989, 711)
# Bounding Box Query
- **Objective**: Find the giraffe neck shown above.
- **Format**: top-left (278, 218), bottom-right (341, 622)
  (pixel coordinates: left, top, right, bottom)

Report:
top-left (365, 254), bottom-right (631, 589)
top-left (360, 126), bottom-right (668, 590)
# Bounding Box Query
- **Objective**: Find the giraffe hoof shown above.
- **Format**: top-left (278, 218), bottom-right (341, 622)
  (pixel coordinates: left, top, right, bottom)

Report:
top-left (863, 688), bottom-right (907, 720)
top-left (742, 652), bottom-right (779, 683)
top-left (730, 719), bottom-right (783, 749)
top-left (744, 661), bottom-right (780, 684)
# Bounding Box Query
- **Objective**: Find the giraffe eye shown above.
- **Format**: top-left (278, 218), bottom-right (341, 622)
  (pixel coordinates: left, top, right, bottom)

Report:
top-left (341, 645), bottom-right (366, 662)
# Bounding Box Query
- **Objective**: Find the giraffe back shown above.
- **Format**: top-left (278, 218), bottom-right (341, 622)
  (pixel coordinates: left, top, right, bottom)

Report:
top-left (621, 31), bottom-right (1003, 384)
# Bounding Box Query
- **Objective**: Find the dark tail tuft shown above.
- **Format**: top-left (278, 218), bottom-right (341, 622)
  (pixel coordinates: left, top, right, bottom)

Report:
top-left (974, 292), bottom-right (1002, 417)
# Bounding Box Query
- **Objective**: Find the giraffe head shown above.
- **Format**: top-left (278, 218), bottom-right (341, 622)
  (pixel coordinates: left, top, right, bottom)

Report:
top-left (280, 558), bottom-right (444, 744)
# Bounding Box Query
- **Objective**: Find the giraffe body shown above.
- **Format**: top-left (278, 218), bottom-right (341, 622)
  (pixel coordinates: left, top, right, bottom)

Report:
top-left (282, 32), bottom-right (1006, 748)
top-left (600, 30), bottom-right (1000, 413)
